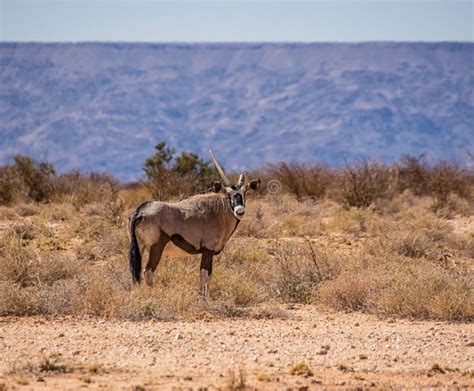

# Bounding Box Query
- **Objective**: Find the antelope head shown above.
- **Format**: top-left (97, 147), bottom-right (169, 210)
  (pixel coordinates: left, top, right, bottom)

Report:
top-left (209, 149), bottom-right (260, 219)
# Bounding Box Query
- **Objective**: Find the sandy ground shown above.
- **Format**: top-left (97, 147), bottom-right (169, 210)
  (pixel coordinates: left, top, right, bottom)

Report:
top-left (0, 306), bottom-right (472, 390)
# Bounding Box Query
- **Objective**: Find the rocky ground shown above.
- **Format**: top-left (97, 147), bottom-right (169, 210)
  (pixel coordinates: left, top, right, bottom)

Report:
top-left (1, 306), bottom-right (472, 390)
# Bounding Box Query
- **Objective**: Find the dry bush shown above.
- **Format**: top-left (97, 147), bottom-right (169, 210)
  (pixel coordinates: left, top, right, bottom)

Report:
top-left (319, 273), bottom-right (376, 311)
top-left (12, 155), bottom-right (56, 202)
top-left (340, 160), bottom-right (397, 208)
top-left (0, 156), bottom-right (56, 204)
top-left (213, 251), bottom-right (268, 306)
top-left (319, 249), bottom-right (473, 321)
top-left (0, 229), bottom-right (84, 315)
top-left (265, 241), bottom-right (342, 303)
top-left (377, 262), bottom-right (473, 321)
top-left (53, 172), bottom-right (122, 209)
top-left (362, 206), bottom-right (465, 265)
top-left (0, 166), bottom-right (20, 205)
top-left (147, 170), bottom-right (200, 201)
top-left (397, 154), bottom-right (431, 196)
top-left (397, 155), bottom-right (474, 209)
top-left (429, 161), bottom-right (473, 209)
top-left (0, 231), bottom-right (37, 287)
top-left (265, 162), bottom-right (333, 200)
top-left (437, 193), bottom-right (474, 218)
top-left (0, 155), bottom-right (127, 209)
top-left (289, 362), bottom-right (314, 377)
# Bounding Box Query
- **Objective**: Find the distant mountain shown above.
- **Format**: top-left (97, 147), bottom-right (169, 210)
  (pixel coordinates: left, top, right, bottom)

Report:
top-left (0, 42), bottom-right (473, 180)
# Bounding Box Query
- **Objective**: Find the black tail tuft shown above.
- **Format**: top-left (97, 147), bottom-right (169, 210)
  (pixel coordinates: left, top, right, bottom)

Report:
top-left (128, 209), bottom-right (142, 284)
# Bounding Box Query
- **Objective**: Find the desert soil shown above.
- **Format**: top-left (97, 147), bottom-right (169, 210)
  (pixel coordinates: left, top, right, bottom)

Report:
top-left (0, 306), bottom-right (472, 390)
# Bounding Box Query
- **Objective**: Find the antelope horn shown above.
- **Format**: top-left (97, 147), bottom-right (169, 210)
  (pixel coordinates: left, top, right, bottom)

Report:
top-left (209, 149), bottom-right (230, 186)
top-left (238, 174), bottom-right (245, 186)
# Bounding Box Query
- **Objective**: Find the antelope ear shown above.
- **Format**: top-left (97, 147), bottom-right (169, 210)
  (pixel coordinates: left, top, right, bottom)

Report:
top-left (247, 179), bottom-right (261, 192)
top-left (211, 181), bottom-right (222, 193)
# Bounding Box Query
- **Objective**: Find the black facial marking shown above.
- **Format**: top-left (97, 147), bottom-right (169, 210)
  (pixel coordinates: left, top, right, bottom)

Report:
top-left (233, 193), bottom-right (243, 207)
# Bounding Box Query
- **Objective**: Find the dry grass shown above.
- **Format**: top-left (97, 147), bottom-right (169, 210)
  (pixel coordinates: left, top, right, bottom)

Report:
top-left (0, 163), bottom-right (473, 322)
top-left (289, 362), bottom-right (314, 377)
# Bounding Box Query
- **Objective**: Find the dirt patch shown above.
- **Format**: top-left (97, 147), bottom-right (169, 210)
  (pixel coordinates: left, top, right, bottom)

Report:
top-left (1, 306), bottom-right (472, 390)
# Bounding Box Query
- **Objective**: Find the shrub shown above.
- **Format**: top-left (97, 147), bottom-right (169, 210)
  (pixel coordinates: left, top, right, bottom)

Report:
top-left (265, 162), bottom-right (333, 200)
top-left (397, 155), bottom-right (473, 208)
top-left (0, 156), bottom-right (56, 204)
top-left (0, 166), bottom-right (20, 205)
top-left (13, 155), bottom-right (56, 202)
top-left (319, 273), bottom-right (378, 311)
top-left (289, 362), bottom-right (313, 376)
top-left (319, 253), bottom-right (473, 321)
top-left (377, 262), bottom-right (473, 321)
top-left (341, 160), bottom-right (396, 208)
top-left (429, 161), bottom-right (472, 208)
top-left (267, 240), bottom-right (341, 303)
top-left (144, 141), bottom-right (218, 200)
top-left (53, 172), bottom-right (121, 207)
top-left (397, 154), bottom-right (431, 196)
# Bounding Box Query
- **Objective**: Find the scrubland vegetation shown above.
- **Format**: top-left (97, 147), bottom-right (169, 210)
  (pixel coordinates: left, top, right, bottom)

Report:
top-left (0, 148), bottom-right (473, 322)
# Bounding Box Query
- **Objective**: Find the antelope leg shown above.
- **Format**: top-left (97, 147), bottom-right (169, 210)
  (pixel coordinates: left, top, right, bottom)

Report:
top-left (144, 232), bottom-right (169, 287)
top-left (200, 249), bottom-right (214, 303)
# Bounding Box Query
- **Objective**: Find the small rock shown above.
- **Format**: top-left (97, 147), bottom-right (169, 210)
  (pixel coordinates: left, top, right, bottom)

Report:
top-left (175, 333), bottom-right (184, 340)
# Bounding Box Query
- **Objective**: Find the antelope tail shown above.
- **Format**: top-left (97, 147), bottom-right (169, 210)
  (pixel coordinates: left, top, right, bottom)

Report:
top-left (128, 208), bottom-right (142, 284)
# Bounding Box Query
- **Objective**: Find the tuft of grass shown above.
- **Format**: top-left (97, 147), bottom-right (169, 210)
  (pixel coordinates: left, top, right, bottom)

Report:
top-left (266, 241), bottom-right (341, 303)
top-left (430, 363), bottom-right (446, 374)
top-left (39, 356), bottom-right (69, 373)
top-left (226, 367), bottom-right (247, 390)
top-left (290, 362), bottom-right (313, 377)
top-left (256, 372), bottom-right (272, 382)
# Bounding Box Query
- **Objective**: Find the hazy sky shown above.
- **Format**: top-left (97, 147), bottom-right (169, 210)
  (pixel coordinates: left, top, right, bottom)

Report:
top-left (1, 0), bottom-right (473, 42)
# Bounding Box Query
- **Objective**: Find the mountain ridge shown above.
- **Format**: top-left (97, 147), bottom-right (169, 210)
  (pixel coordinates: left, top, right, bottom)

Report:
top-left (1, 42), bottom-right (473, 179)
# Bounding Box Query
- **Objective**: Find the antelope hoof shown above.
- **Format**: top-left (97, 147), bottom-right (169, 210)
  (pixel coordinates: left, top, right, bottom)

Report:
top-left (199, 290), bottom-right (211, 305)
top-left (145, 270), bottom-right (154, 287)
top-left (199, 269), bottom-right (211, 304)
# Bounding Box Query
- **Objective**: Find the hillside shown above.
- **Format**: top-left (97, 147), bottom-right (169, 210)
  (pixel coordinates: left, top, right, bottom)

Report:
top-left (1, 42), bottom-right (473, 180)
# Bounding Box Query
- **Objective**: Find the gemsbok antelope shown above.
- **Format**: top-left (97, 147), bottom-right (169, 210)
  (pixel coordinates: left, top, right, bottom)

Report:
top-left (128, 150), bottom-right (260, 301)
